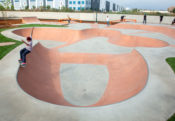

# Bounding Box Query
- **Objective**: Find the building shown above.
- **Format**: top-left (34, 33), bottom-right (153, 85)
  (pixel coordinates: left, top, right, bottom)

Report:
top-left (105, 1), bottom-right (110, 12)
top-left (0, 0), bottom-right (66, 10)
top-left (91, 0), bottom-right (100, 11)
top-left (98, 0), bottom-right (119, 12)
top-left (68, 0), bottom-right (119, 12)
top-left (113, 3), bottom-right (116, 11)
top-left (68, 0), bottom-right (91, 11)
top-left (0, 0), bottom-right (121, 11)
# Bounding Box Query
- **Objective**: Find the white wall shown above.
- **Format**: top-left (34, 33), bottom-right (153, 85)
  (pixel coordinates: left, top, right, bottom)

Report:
top-left (0, 11), bottom-right (174, 24)
top-left (68, 0), bottom-right (91, 11)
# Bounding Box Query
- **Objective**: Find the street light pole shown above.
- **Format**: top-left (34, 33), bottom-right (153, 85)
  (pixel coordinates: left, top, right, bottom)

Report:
top-left (96, 9), bottom-right (97, 23)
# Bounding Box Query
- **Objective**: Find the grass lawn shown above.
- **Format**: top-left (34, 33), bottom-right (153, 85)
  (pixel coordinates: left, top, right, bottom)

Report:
top-left (0, 24), bottom-right (67, 60)
top-left (19, 24), bottom-right (67, 28)
top-left (0, 28), bottom-right (22, 60)
top-left (166, 58), bottom-right (175, 121)
top-left (167, 113), bottom-right (175, 121)
top-left (166, 57), bottom-right (175, 73)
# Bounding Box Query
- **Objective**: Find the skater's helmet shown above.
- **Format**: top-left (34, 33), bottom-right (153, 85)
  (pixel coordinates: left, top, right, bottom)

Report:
top-left (27, 37), bottom-right (32, 41)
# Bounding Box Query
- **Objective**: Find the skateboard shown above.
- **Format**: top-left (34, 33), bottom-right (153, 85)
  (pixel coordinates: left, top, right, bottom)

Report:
top-left (18, 60), bottom-right (26, 68)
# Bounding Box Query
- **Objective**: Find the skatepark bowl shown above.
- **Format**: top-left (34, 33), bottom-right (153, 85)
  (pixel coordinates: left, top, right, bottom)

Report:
top-left (14, 23), bottom-right (175, 107)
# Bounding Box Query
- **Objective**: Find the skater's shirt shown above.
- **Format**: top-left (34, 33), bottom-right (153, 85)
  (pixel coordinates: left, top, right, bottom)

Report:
top-left (106, 17), bottom-right (109, 22)
top-left (26, 41), bottom-right (32, 51)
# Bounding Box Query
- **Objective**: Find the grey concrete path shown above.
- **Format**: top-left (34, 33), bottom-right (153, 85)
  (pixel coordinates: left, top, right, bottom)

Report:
top-left (0, 23), bottom-right (175, 121)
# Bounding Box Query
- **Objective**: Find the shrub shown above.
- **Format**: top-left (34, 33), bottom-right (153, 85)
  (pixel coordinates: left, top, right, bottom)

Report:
top-left (59, 7), bottom-right (74, 12)
top-left (46, 5), bottom-right (50, 10)
top-left (25, 5), bottom-right (29, 10)
top-left (32, 5), bottom-right (36, 10)
top-left (39, 6), bottom-right (46, 11)
top-left (132, 8), bottom-right (138, 12)
top-left (6, 6), bottom-right (10, 10)
top-left (51, 8), bottom-right (58, 11)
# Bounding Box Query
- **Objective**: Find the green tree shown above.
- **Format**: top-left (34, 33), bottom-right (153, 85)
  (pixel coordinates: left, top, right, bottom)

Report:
top-left (0, 3), bottom-right (8, 25)
top-left (2, 0), bottom-right (11, 10)
top-left (132, 8), bottom-right (138, 12)
top-left (0, 4), bottom-right (5, 10)
top-left (25, 5), bottom-right (29, 10)
top-left (46, 5), bottom-right (51, 10)
top-left (59, 6), bottom-right (73, 12)
top-left (11, 5), bottom-right (14, 10)
top-left (173, 8), bottom-right (175, 13)
top-left (32, 5), bottom-right (36, 10)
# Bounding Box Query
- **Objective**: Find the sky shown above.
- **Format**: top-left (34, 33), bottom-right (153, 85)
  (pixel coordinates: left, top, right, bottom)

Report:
top-left (114, 0), bottom-right (175, 10)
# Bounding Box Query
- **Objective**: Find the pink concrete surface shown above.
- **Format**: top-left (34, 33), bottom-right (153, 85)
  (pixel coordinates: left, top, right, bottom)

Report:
top-left (13, 27), bottom-right (169, 48)
top-left (169, 45), bottom-right (175, 47)
top-left (17, 43), bottom-right (148, 107)
top-left (109, 23), bottom-right (175, 40)
top-left (0, 42), bottom-right (15, 46)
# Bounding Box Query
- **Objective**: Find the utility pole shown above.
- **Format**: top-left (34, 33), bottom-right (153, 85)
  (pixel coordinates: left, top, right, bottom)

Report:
top-left (96, 9), bottom-right (98, 23)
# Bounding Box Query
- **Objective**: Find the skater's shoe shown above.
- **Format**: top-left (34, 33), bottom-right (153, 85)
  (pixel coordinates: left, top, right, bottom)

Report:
top-left (18, 59), bottom-right (22, 64)
top-left (21, 63), bottom-right (26, 67)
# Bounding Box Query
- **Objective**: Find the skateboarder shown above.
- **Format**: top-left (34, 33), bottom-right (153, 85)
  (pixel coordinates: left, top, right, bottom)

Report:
top-left (143, 13), bottom-right (147, 24)
top-left (121, 15), bottom-right (125, 22)
top-left (19, 37), bottom-right (32, 67)
top-left (67, 15), bottom-right (71, 24)
top-left (172, 18), bottom-right (175, 25)
top-left (106, 16), bottom-right (110, 26)
top-left (160, 15), bottom-right (164, 24)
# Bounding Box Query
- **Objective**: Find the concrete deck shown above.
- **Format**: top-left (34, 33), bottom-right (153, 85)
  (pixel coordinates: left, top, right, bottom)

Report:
top-left (0, 23), bottom-right (175, 121)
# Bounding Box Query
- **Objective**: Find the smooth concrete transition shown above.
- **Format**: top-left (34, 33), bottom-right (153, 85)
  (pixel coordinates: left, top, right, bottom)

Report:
top-left (0, 23), bottom-right (175, 121)
top-left (13, 27), bottom-right (169, 48)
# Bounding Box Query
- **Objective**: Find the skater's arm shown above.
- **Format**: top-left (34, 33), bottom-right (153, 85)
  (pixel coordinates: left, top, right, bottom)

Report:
top-left (21, 40), bottom-right (30, 46)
